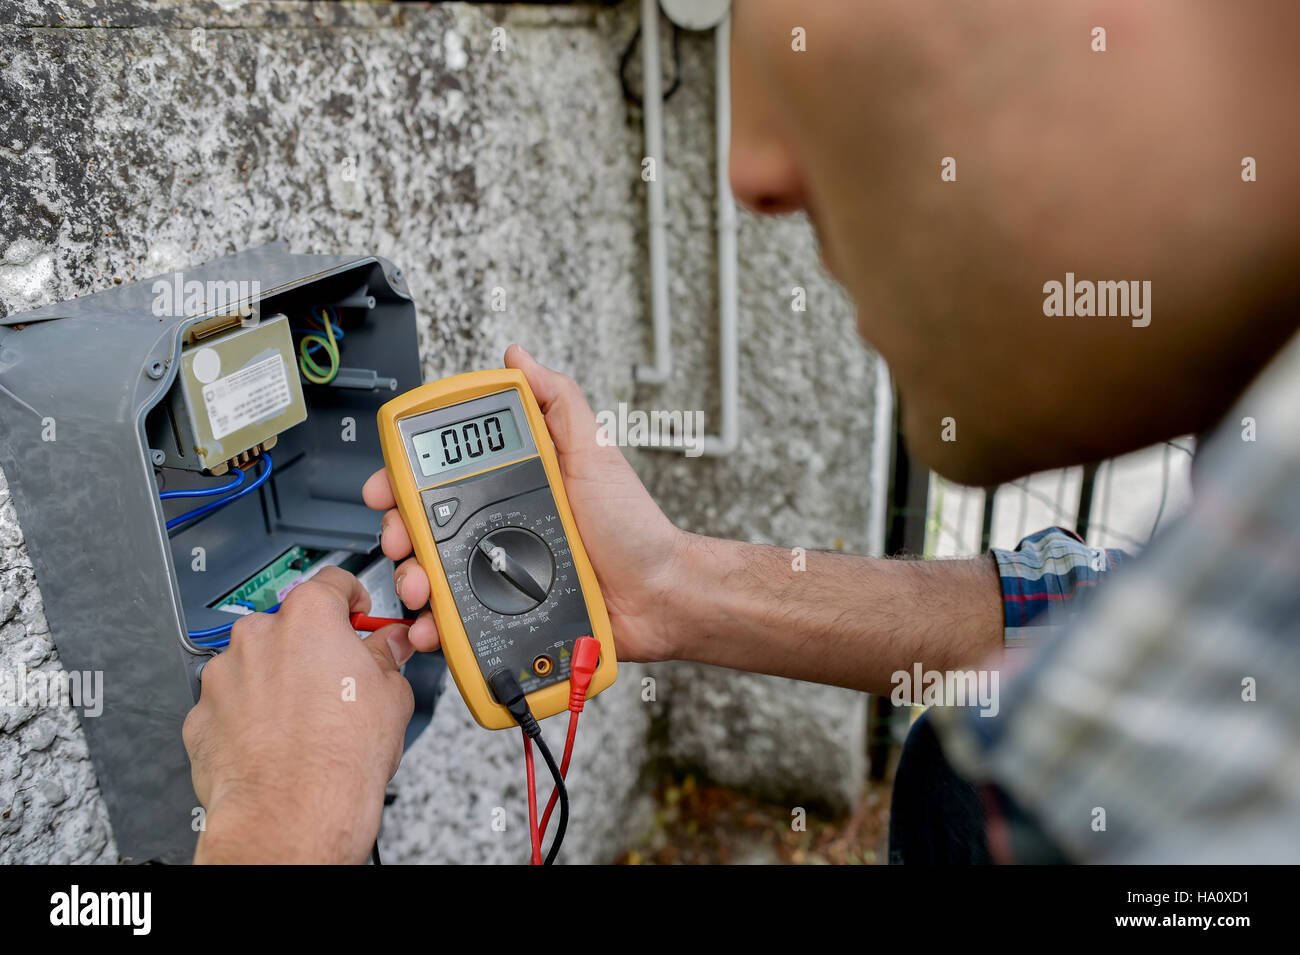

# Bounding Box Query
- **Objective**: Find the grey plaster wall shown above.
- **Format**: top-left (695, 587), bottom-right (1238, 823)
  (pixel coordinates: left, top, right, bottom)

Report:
top-left (0, 0), bottom-right (876, 863)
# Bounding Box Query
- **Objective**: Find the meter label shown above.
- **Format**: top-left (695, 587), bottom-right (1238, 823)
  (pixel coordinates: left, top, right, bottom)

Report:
top-left (203, 354), bottom-right (291, 439)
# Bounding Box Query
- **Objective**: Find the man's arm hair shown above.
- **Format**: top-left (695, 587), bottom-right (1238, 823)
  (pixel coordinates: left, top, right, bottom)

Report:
top-left (667, 534), bottom-right (1004, 697)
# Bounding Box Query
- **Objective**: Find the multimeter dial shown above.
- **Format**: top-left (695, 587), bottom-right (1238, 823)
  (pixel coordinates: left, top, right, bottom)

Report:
top-left (467, 526), bottom-right (555, 614)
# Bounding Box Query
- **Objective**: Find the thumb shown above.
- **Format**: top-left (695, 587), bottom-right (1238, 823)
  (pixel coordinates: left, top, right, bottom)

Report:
top-left (504, 344), bottom-right (601, 458)
top-left (363, 623), bottom-right (415, 672)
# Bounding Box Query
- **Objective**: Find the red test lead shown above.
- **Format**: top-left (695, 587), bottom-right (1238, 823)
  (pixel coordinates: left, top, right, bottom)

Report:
top-left (349, 613), bottom-right (411, 632)
top-left (539, 635), bottom-right (603, 841)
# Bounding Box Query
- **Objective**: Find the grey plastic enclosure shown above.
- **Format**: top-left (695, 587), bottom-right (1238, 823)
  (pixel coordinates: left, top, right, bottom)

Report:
top-left (0, 243), bottom-right (446, 862)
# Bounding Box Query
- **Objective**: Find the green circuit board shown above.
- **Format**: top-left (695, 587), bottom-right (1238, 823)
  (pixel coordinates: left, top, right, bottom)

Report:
top-left (210, 546), bottom-right (331, 613)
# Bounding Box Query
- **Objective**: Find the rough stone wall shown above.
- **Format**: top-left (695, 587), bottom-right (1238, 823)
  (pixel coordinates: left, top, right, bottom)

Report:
top-left (0, 0), bottom-right (875, 863)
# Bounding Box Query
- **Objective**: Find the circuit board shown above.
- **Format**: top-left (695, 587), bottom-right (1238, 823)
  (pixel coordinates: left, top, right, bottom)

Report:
top-left (210, 545), bottom-right (331, 614)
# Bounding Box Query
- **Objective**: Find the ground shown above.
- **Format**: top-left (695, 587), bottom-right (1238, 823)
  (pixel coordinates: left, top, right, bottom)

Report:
top-left (617, 769), bottom-right (893, 866)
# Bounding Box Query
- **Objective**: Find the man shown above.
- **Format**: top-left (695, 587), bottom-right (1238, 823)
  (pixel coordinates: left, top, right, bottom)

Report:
top-left (183, 0), bottom-right (1300, 863)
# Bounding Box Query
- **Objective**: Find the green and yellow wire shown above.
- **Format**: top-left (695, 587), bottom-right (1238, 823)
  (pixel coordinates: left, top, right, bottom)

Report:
top-left (298, 306), bottom-right (341, 384)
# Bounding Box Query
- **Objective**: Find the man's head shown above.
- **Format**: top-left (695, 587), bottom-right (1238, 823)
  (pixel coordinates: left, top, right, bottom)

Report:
top-left (728, 0), bottom-right (1299, 485)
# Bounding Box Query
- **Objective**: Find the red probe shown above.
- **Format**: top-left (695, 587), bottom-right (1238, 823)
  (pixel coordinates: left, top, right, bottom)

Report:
top-left (523, 733), bottom-right (543, 864)
top-left (349, 613), bottom-right (600, 866)
top-left (537, 635), bottom-right (602, 845)
top-left (349, 613), bottom-right (412, 631)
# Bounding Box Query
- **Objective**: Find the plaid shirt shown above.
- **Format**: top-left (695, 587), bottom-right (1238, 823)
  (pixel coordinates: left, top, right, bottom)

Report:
top-left (993, 526), bottom-right (1129, 649)
top-left (933, 328), bottom-right (1300, 864)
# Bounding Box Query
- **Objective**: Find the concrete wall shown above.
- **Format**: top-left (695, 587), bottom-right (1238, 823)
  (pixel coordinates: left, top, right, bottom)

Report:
top-left (0, 0), bottom-right (876, 863)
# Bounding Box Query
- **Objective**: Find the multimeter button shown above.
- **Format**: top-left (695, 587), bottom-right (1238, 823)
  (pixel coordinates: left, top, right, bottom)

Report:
top-left (430, 498), bottom-right (459, 527)
top-left (468, 527), bottom-right (555, 614)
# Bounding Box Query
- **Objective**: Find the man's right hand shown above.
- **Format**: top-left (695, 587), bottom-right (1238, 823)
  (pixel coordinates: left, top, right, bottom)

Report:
top-left (362, 344), bottom-right (692, 664)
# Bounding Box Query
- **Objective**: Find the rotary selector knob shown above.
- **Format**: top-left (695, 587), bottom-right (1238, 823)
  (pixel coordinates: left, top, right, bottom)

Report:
top-left (467, 527), bottom-right (555, 614)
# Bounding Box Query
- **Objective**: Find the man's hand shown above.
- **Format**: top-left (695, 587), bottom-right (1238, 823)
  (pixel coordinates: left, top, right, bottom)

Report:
top-left (362, 344), bottom-right (692, 664)
top-left (183, 566), bottom-right (415, 864)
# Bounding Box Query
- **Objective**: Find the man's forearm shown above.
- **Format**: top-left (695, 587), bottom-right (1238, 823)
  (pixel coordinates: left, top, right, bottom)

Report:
top-left (668, 533), bottom-right (1004, 696)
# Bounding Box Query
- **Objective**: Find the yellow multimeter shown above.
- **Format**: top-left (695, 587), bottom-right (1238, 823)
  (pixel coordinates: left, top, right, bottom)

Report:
top-left (377, 369), bottom-right (617, 730)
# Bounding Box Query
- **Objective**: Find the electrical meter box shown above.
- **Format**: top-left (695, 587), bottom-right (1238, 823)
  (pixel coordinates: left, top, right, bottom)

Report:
top-left (0, 244), bottom-right (447, 863)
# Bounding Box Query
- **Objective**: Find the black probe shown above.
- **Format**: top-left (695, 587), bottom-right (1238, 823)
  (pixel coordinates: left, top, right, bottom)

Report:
top-left (489, 669), bottom-right (569, 865)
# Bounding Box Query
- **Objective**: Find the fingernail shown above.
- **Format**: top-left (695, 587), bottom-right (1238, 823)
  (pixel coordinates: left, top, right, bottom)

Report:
top-left (395, 575), bottom-right (406, 600)
top-left (388, 630), bottom-right (415, 667)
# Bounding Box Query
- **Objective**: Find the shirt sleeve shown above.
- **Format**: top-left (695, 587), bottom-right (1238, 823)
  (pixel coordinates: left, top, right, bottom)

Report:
top-left (991, 526), bottom-right (1129, 648)
top-left (932, 327), bottom-right (1300, 863)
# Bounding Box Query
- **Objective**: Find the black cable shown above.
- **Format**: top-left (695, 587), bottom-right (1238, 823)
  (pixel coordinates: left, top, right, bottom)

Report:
top-left (488, 667), bottom-right (570, 865)
top-left (619, 21), bottom-right (682, 108)
top-left (534, 734), bottom-right (568, 866)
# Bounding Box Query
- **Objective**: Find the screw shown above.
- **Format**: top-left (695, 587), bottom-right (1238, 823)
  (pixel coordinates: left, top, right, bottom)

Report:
top-left (146, 359), bottom-right (166, 380)
top-left (150, 449), bottom-right (166, 466)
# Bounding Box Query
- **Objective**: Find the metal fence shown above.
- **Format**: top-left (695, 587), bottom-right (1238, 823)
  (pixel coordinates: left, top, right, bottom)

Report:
top-left (925, 437), bottom-right (1197, 558)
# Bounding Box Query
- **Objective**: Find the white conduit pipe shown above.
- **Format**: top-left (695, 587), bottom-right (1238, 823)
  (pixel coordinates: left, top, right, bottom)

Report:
top-left (634, 2), bottom-right (740, 456)
top-left (866, 360), bottom-right (895, 557)
top-left (633, 0), bottom-right (673, 386)
top-left (705, 13), bottom-right (739, 456)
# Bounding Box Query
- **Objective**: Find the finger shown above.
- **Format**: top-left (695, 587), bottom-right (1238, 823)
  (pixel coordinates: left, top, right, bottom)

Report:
top-left (504, 345), bottom-right (601, 458)
top-left (283, 566), bottom-right (371, 621)
top-left (226, 610), bottom-right (272, 651)
top-left (363, 622), bottom-right (415, 671)
top-left (362, 467), bottom-right (397, 511)
top-left (393, 557), bottom-right (430, 611)
top-left (380, 508), bottom-right (413, 562)
top-left (407, 610), bottom-right (441, 652)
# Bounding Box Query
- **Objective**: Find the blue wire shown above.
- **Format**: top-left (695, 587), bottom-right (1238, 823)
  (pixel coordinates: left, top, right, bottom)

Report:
top-left (158, 467), bottom-right (245, 500)
top-left (166, 453), bottom-right (273, 532)
top-left (160, 452), bottom-right (277, 648)
top-left (190, 602), bottom-right (282, 649)
top-left (293, 307), bottom-right (344, 361)
top-left (314, 306), bottom-right (344, 340)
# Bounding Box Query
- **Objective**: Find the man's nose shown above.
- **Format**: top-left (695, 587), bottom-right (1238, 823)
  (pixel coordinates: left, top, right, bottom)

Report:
top-left (726, 25), bottom-right (808, 218)
top-left (728, 140), bottom-right (808, 216)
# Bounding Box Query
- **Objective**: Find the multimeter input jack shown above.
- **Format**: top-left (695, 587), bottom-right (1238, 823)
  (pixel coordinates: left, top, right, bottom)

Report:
top-left (532, 655), bottom-right (554, 677)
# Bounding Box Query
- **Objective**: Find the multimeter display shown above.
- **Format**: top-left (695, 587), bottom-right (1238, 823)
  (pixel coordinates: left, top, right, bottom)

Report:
top-left (378, 370), bottom-right (617, 730)
top-left (410, 408), bottom-right (523, 478)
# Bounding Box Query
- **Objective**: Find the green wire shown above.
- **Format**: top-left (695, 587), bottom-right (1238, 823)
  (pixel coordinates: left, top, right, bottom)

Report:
top-left (299, 308), bottom-right (340, 384)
